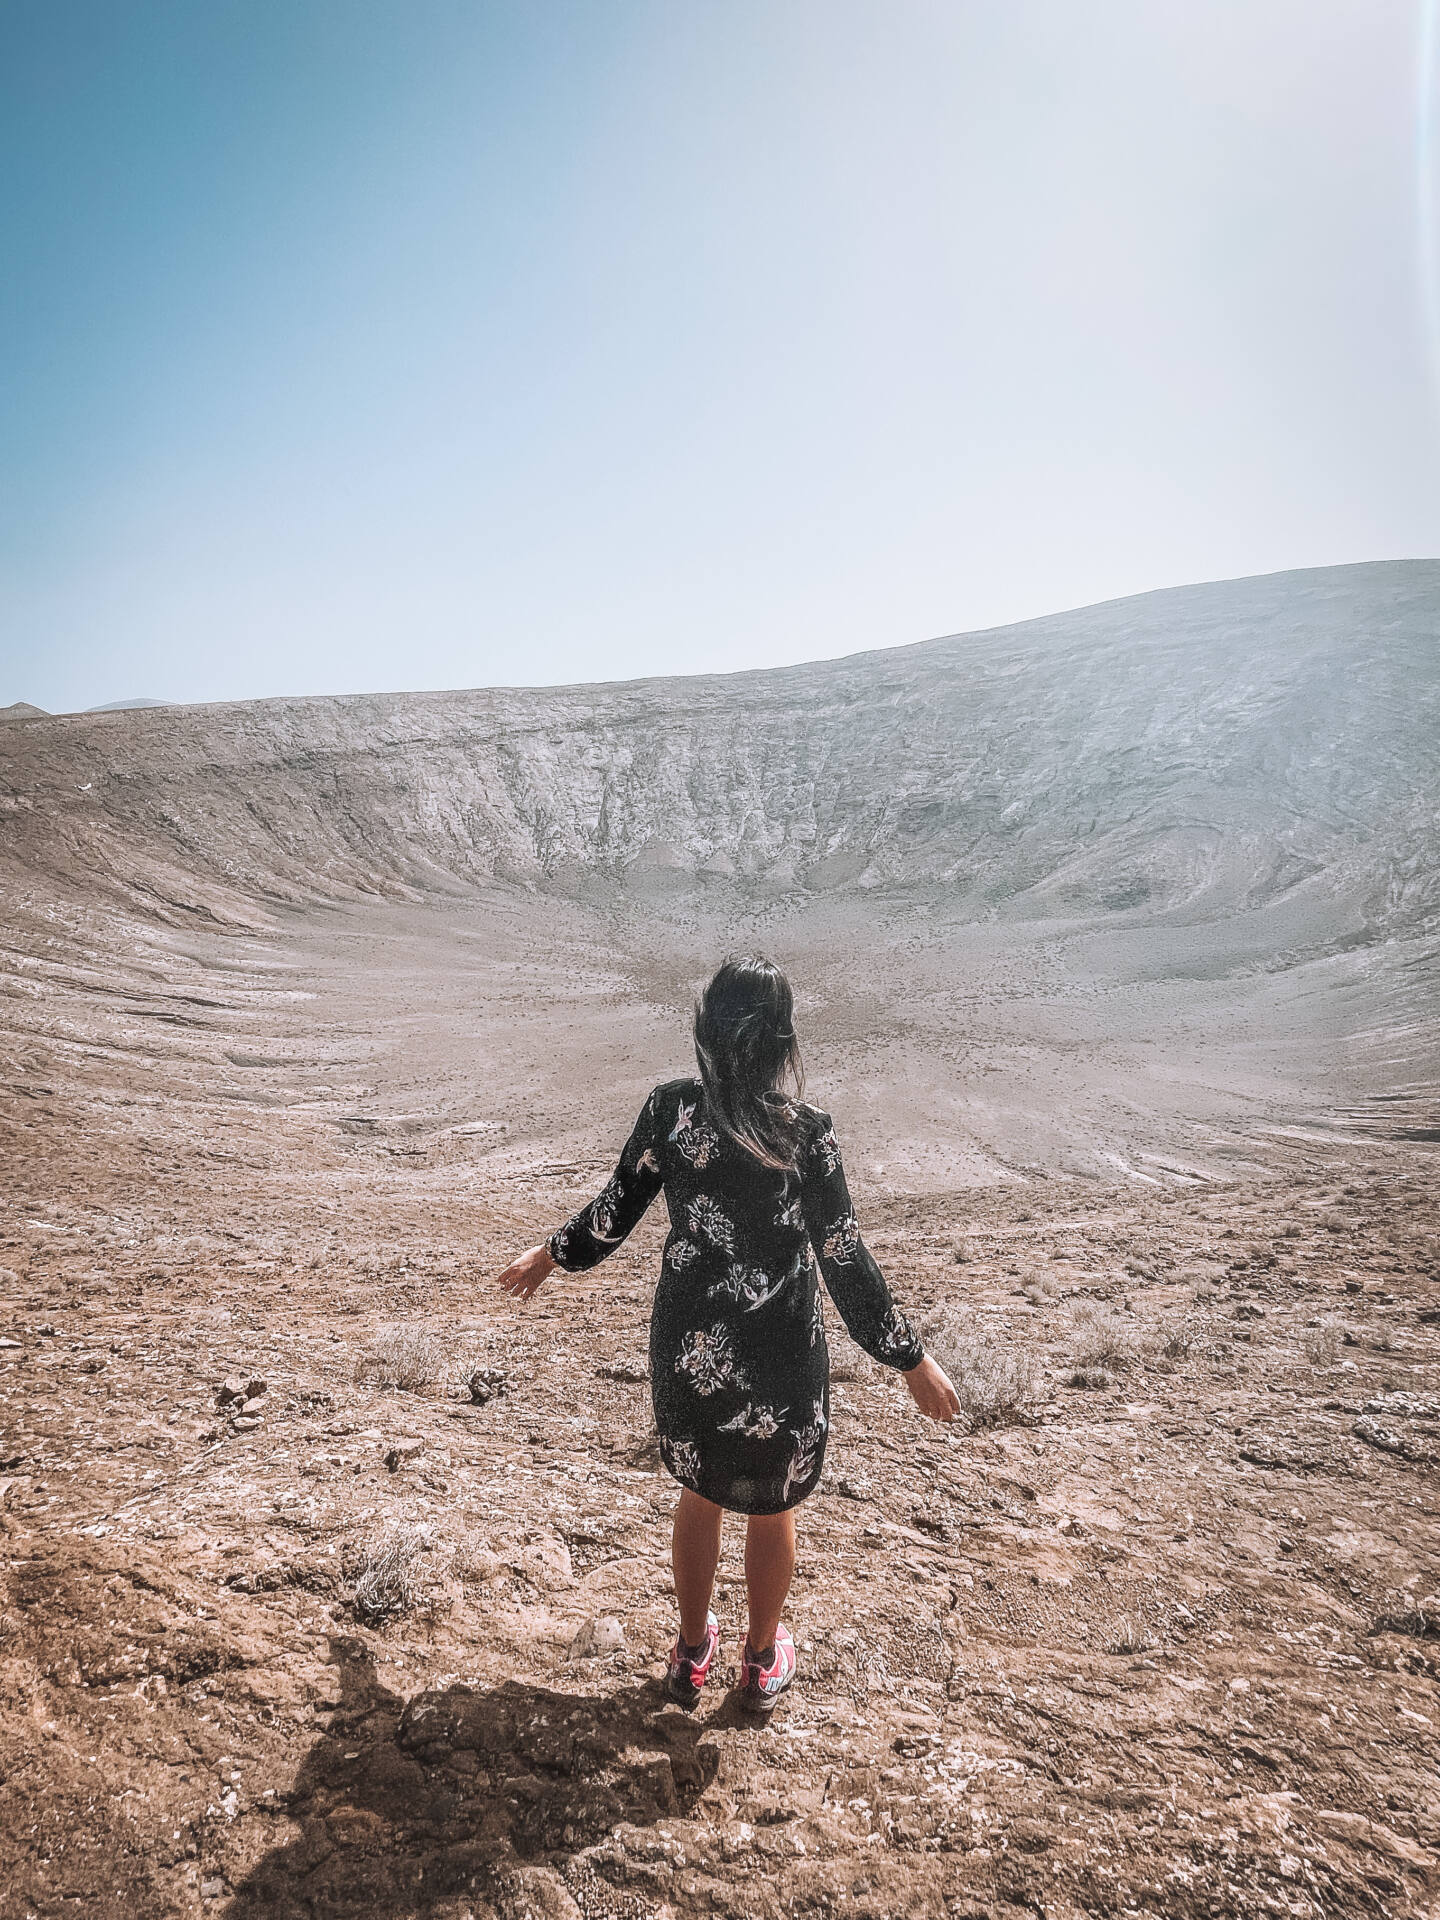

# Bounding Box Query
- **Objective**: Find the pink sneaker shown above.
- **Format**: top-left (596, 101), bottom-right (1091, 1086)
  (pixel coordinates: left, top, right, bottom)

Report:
top-left (737, 1623), bottom-right (796, 1711)
top-left (666, 1611), bottom-right (720, 1709)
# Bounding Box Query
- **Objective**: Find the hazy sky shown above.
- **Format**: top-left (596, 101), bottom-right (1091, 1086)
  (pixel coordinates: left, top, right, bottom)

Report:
top-left (3, 0), bottom-right (1438, 711)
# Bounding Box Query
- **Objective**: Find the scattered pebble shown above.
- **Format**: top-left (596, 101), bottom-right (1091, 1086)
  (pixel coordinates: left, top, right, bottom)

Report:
top-left (569, 1614), bottom-right (624, 1660)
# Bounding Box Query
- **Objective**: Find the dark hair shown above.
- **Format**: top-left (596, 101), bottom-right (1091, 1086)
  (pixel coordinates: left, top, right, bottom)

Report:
top-left (693, 955), bottom-right (805, 1172)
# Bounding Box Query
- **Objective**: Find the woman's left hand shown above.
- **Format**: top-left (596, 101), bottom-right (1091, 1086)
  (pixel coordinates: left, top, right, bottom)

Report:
top-left (497, 1242), bottom-right (556, 1301)
top-left (902, 1353), bottom-right (962, 1422)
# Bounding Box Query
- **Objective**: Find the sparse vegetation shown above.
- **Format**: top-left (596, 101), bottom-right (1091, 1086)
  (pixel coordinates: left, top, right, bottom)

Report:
top-left (1022, 1272), bottom-right (1061, 1306)
top-left (1068, 1301), bottom-right (1145, 1371)
top-left (1161, 1316), bottom-right (1201, 1360)
top-left (1303, 1321), bottom-right (1342, 1368)
top-left (1108, 1615), bottom-right (1154, 1655)
top-left (919, 1312), bottom-right (1043, 1430)
top-left (354, 1325), bottom-right (448, 1393)
top-left (350, 1522), bottom-right (426, 1620)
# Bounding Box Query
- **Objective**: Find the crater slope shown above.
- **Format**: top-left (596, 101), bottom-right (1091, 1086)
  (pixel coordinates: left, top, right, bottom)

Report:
top-left (1, 560), bottom-right (1437, 1191)
top-left (2, 559), bottom-right (1436, 932)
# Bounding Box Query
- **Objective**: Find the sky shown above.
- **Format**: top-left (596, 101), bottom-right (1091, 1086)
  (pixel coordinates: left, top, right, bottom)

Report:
top-left (2, 0), bottom-right (1438, 712)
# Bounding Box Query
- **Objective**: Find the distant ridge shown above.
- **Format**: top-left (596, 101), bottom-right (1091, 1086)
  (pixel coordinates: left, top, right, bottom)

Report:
top-left (0, 702), bottom-right (48, 722)
top-left (86, 698), bottom-right (173, 712)
top-left (1, 560), bottom-right (1435, 942)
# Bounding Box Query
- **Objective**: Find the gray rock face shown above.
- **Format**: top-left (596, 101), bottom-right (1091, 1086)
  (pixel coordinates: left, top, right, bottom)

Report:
top-left (1, 561), bottom-right (1436, 940)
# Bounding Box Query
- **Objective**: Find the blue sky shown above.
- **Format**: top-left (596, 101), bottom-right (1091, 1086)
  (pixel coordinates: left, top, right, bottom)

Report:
top-left (3, 0), bottom-right (1437, 710)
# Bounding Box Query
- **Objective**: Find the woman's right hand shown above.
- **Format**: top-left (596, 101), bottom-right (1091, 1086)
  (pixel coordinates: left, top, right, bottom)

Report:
top-left (902, 1353), bottom-right (962, 1423)
top-left (496, 1242), bottom-right (556, 1301)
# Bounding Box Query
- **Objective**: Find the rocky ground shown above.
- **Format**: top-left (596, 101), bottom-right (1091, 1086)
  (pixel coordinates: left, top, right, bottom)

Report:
top-left (2, 1034), bottom-right (1438, 1918)
top-left (2, 557), bottom-right (1438, 1917)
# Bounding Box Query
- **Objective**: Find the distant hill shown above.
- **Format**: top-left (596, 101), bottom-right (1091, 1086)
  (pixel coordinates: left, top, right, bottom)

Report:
top-left (1, 561), bottom-right (1436, 945)
top-left (0, 702), bottom-right (48, 722)
top-left (86, 698), bottom-right (174, 712)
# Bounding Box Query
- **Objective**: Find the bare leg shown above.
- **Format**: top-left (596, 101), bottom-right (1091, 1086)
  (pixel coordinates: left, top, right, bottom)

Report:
top-left (744, 1508), bottom-right (796, 1655)
top-left (672, 1488), bottom-right (724, 1645)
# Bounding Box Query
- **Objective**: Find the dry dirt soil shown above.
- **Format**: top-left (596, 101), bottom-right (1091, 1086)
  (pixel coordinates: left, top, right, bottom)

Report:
top-left (2, 564), bottom-right (1439, 1920)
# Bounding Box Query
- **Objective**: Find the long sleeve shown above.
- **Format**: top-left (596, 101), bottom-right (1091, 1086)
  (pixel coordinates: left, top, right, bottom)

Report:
top-left (799, 1110), bottom-right (924, 1370)
top-left (547, 1090), bottom-right (664, 1272)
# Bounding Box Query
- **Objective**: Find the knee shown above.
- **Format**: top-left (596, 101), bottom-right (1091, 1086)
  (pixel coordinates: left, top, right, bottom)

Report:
top-left (746, 1509), bottom-right (796, 1545)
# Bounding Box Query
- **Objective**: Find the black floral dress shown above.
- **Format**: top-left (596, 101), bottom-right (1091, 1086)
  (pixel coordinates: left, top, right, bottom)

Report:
top-left (547, 1077), bottom-right (924, 1514)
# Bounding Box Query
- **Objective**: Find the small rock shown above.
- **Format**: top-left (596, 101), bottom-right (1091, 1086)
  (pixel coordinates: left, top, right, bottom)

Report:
top-left (200, 1879), bottom-right (228, 1902)
top-left (457, 1545), bottom-right (502, 1582)
top-left (37, 1324), bottom-right (56, 1337)
top-left (597, 1359), bottom-right (648, 1383)
top-left (569, 1614), bottom-right (624, 1660)
top-left (218, 1377), bottom-right (247, 1406)
top-left (1367, 1390), bottom-right (1440, 1419)
top-left (1058, 1515), bottom-right (1087, 1537)
top-left (1354, 1417), bottom-right (1408, 1457)
top-left (0, 1336), bottom-right (21, 1350)
top-left (384, 1438), bottom-right (424, 1471)
top-left (462, 1366), bottom-right (507, 1404)
top-left (232, 1415), bottom-right (262, 1432)
top-left (240, 1397), bottom-right (265, 1416)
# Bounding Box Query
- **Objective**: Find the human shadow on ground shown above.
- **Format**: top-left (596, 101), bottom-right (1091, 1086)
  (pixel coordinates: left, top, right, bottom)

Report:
top-left (227, 1634), bottom-right (722, 1919)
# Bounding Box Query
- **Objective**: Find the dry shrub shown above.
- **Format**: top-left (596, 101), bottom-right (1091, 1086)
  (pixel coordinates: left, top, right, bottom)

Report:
top-left (1161, 1315), bottom-right (1204, 1360)
top-left (919, 1311), bottom-right (1042, 1431)
top-left (351, 1522), bottom-right (425, 1621)
top-left (1108, 1615), bottom-right (1154, 1655)
top-left (1069, 1366), bottom-right (1113, 1391)
top-left (354, 1324), bottom-right (448, 1393)
top-left (1068, 1302), bottom-right (1145, 1371)
top-left (1303, 1321), bottom-right (1342, 1369)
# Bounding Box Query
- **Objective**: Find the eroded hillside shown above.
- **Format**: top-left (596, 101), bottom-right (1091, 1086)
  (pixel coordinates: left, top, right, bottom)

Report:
top-left (2, 562), bottom-right (1437, 936)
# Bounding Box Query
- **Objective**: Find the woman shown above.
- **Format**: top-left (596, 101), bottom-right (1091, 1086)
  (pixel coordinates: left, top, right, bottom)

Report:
top-left (496, 955), bottom-right (960, 1712)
